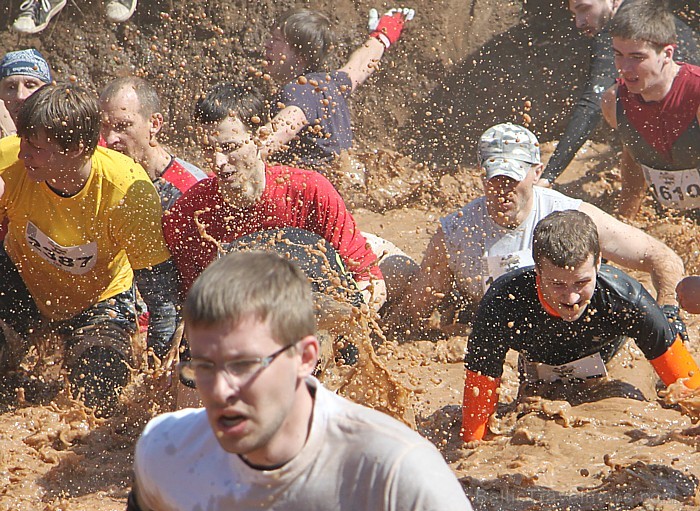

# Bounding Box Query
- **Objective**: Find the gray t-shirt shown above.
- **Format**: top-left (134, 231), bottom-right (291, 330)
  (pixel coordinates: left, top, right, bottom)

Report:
top-left (272, 70), bottom-right (353, 170)
top-left (134, 377), bottom-right (473, 511)
top-left (440, 187), bottom-right (581, 301)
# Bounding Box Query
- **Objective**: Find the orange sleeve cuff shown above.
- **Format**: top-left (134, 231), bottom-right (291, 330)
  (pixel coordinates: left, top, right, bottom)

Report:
top-left (462, 369), bottom-right (500, 441)
top-left (650, 336), bottom-right (700, 389)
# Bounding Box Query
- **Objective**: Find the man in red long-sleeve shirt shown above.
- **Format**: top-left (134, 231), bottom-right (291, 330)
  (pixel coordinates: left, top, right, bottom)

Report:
top-left (163, 83), bottom-right (385, 311)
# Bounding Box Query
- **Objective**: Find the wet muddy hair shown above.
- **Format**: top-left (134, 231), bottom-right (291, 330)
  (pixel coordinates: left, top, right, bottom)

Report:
top-left (533, 210), bottom-right (601, 270)
top-left (100, 76), bottom-right (161, 118)
top-left (193, 83), bottom-right (266, 131)
top-left (609, 0), bottom-right (677, 49)
top-left (184, 251), bottom-right (316, 346)
top-left (277, 9), bottom-right (334, 71)
top-left (16, 82), bottom-right (100, 156)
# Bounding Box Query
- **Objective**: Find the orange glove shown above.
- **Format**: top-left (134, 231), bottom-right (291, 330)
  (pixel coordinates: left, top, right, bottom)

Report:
top-left (462, 369), bottom-right (500, 441)
top-left (650, 336), bottom-right (700, 389)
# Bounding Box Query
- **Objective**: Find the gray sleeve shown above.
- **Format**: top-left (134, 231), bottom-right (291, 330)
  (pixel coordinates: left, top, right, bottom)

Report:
top-left (134, 258), bottom-right (179, 358)
top-left (387, 443), bottom-right (474, 511)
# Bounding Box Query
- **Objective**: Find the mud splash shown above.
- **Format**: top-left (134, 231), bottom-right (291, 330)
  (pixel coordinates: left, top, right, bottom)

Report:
top-left (2, 0), bottom-right (700, 509)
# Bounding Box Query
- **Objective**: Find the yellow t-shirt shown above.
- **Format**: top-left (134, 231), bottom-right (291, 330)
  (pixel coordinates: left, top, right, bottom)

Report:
top-left (0, 147), bottom-right (171, 320)
top-left (0, 135), bottom-right (20, 172)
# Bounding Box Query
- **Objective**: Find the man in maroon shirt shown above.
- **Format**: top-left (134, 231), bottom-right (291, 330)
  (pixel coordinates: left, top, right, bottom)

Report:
top-left (601, 0), bottom-right (700, 219)
top-left (163, 83), bottom-right (386, 311)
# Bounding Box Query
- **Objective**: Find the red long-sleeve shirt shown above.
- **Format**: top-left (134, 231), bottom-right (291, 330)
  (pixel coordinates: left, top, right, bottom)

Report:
top-left (163, 165), bottom-right (380, 295)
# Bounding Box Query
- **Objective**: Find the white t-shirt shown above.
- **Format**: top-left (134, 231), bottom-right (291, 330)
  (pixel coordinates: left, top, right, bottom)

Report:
top-left (440, 187), bottom-right (581, 301)
top-left (134, 377), bottom-right (473, 511)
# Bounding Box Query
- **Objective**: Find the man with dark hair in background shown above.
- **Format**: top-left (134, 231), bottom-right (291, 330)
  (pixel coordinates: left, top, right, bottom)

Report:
top-left (601, 0), bottom-right (700, 218)
top-left (260, 7), bottom-right (415, 171)
top-left (163, 82), bottom-right (388, 311)
top-left (539, 0), bottom-right (698, 186)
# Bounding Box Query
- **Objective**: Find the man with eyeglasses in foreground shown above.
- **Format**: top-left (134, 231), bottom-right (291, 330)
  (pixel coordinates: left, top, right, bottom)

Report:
top-left (127, 251), bottom-right (472, 511)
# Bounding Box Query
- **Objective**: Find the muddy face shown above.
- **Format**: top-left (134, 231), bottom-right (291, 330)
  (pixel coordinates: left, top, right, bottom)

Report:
top-left (199, 115), bottom-right (265, 208)
top-left (100, 87), bottom-right (156, 163)
top-left (613, 37), bottom-right (674, 98)
top-left (0, 75), bottom-right (46, 124)
top-left (536, 254), bottom-right (599, 322)
top-left (483, 170), bottom-right (537, 228)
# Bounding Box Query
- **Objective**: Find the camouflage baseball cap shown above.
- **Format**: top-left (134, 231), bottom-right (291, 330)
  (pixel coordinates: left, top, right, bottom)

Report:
top-left (478, 123), bottom-right (540, 181)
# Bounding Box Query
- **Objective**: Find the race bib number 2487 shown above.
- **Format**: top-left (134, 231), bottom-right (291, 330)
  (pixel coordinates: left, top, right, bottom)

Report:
top-left (25, 221), bottom-right (97, 275)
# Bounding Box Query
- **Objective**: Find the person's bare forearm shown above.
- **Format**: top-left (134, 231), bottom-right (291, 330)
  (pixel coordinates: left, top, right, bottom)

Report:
top-left (339, 37), bottom-right (385, 92)
top-left (645, 243), bottom-right (684, 306)
top-left (617, 148), bottom-right (647, 220)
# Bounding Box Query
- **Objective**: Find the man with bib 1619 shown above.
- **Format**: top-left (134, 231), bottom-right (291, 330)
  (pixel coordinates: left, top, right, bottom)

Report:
top-left (601, 0), bottom-right (700, 219)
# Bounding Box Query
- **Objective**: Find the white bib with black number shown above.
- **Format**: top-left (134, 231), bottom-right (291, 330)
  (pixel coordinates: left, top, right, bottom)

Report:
top-left (532, 352), bottom-right (608, 382)
top-left (25, 221), bottom-right (97, 275)
top-left (641, 165), bottom-right (700, 210)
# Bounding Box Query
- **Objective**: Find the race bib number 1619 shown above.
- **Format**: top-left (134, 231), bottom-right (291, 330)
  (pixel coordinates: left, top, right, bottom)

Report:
top-left (25, 221), bottom-right (97, 275)
top-left (642, 165), bottom-right (700, 210)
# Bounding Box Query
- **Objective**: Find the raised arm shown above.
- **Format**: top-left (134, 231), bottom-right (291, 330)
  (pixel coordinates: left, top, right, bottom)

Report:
top-left (260, 7), bottom-right (413, 160)
top-left (259, 105), bottom-right (308, 161)
top-left (338, 37), bottom-right (385, 92)
top-left (340, 7), bottom-right (414, 91)
top-left (580, 201), bottom-right (684, 306)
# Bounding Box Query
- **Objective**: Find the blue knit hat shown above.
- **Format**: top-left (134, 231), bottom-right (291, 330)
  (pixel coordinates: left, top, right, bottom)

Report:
top-left (0, 49), bottom-right (52, 84)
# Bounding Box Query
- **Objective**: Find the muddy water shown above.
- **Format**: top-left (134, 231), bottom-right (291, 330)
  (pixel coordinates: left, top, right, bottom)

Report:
top-left (3, 146), bottom-right (700, 510)
top-left (2, 0), bottom-right (700, 507)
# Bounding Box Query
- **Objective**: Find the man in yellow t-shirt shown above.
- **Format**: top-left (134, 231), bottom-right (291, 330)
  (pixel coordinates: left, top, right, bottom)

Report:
top-left (0, 82), bottom-right (178, 416)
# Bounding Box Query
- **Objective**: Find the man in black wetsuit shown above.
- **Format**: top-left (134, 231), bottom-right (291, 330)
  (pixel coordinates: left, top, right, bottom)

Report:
top-left (540, 0), bottom-right (699, 185)
top-left (460, 210), bottom-right (700, 442)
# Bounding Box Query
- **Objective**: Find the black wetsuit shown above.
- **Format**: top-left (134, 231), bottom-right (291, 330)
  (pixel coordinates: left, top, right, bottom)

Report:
top-left (541, 8), bottom-right (700, 183)
top-left (465, 264), bottom-right (674, 379)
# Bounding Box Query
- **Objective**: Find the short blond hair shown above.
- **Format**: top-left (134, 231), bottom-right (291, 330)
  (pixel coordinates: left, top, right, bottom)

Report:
top-left (183, 251), bottom-right (316, 346)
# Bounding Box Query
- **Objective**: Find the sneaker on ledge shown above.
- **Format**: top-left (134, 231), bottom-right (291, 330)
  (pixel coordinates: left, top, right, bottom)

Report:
top-left (105, 0), bottom-right (137, 23)
top-left (12, 0), bottom-right (67, 34)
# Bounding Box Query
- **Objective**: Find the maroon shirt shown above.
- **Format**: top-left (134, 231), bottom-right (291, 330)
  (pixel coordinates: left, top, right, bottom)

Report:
top-left (618, 64), bottom-right (700, 162)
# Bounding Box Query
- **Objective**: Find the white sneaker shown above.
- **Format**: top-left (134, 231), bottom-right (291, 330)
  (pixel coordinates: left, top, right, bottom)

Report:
top-left (12, 0), bottom-right (66, 34)
top-left (105, 0), bottom-right (137, 23)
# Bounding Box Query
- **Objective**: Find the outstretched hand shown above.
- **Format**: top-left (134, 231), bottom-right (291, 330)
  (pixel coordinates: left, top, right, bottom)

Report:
top-left (368, 7), bottom-right (415, 48)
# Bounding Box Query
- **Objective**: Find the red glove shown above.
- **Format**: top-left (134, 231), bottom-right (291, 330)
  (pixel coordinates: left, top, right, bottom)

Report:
top-left (368, 7), bottom-right (415, 49)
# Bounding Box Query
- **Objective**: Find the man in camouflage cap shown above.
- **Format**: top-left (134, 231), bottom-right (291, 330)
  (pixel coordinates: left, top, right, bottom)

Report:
top-left (391, 122), bottom-right (686, 338)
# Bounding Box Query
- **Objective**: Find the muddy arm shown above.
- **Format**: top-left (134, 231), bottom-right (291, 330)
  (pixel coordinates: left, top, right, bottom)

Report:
top-left (258, 105), bottom-right (308, 161)
top-left (338, 37), bottom-right (386, 92)
top-left (395, 228), bottom-right (455, 329)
